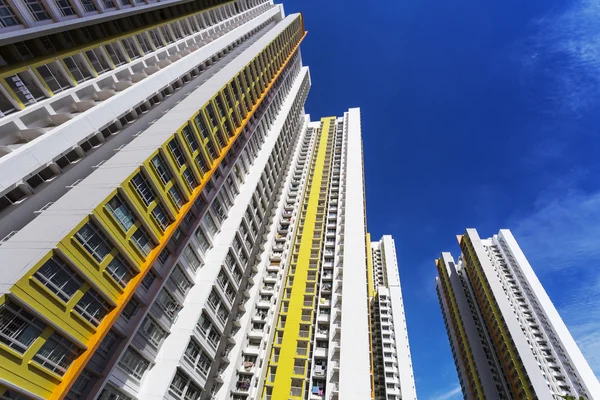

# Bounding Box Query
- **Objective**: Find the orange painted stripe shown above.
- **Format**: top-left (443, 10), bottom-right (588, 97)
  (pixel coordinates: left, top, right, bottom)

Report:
top-left (50, 28), bottom-right (307, 400)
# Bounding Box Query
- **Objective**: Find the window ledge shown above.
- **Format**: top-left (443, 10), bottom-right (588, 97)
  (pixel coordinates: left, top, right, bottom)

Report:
top-left (28, 359), bottom-right (64, 381)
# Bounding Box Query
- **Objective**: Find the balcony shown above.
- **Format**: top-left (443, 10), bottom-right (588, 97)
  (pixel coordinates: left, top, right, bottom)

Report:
top-left (234, 378), bottom-right (252, 394)
top-left (317, 312), bottom-right (330, 323)
top-left (313, 363), bottom-right (327, 377)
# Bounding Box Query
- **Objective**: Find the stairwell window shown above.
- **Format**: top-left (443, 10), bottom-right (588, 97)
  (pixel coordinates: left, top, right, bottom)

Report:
top-left (75, 221), bottom-right (112, 262)
top-left (0, 300), bottom-right (46, 353)
top-left (33, 333), bottom-right (81, 375)
top-left (74, 289), bottom-right (112, 326)
top-left (118, 346), bottom-right (150, 380)
top-left (33, 256), bottom-right (82, 302)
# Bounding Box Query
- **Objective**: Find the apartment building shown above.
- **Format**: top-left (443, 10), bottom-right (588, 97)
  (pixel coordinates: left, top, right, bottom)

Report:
top-left (0, 0), bottom-right (420, 398)
top-left (435, 228), bottom-right (600, 400)
top-left (370, 235), bottom-right (417, 400)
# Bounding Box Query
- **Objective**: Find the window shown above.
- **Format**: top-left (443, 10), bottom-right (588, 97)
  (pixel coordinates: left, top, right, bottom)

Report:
top-left (203, 213), bottom-right (217, 236)
top-left (104, 43), bottom-right (126, 66)
top-left (122, 297), bottom-right (140, 320)
top-left (98, 385), bottom-right (133, 400)
top-left (75, 222), bottom-right (112, 262)
top-left (106, 195), bottom-right (136, 231)
top-left (141, 270), bottom-right (156, 290)
top-left (168, 139), bottom-right (186, 167)
top-left (33, 333), bottom-right (80, 375)
top-left (182, 169), bottom-right (198, 190)
top-left (195, 154), bottom-right (209, 175)
top-left (121, 37), bottom-right (140, 59)
top-left (0, 0), bottom-right (19, 27)
top-left (118, 346), bottom-right (150, 380)
top-left (183, 245), bottom-right (201, 272)
top-left (62, 55), bottom-right (93, 82)
top-left (139, 316), bottom-right (167, 347)
top-left (135, 33), bottom-right (152, 54)
top-left (66, 369), bottom-right (93, 400)
top-left (184, 339), bottom-right (211, 376)
top-left (102, 0), bottom-right (114, 8)
top-left (36, 62), bottom-right (71, 93)
top-left (0, 301), bottom-right (45, 353)
top-left (158, 248), bottom-right (171, 265)
top-left (34, 257), bottom-right (82, 302)
top-left (206, 141), bottom-right (218, 161)
top-left (131, 173), bottom-right (156, 206)
top-left (151, 154), bottom-right (172, 185)
top-left (169, 369), bottom-right (201, 400)
top-left (194, 229), bottom-right (210, 253)
top-left (97, 330), bottom-right (118, 358)
top-left (169, 185), bottom-right (184, 209)
top-left (170, 265), bottom-right (193, 295)
top-left (148, 28), bottom-right (163, 48)
top-left (151, 203), bottom-right (171, 230)
top-left (85, 48), bottom-right (110, 74)
top-left (105, 255), bottom-right (135, 287)
top-left (182, 125), bottom-right (199, 152)
top-left (24, 0), bottom-right (50, 21)
top-left (55, 0), bottom-right (75, 17)
top-left (80, 0), bottom-right (97, 12)
top-left (194, 115), bottom-right (209, 139)
top-left (156, 289), bottom-right (181, 321)
top-left (74, 290), bottom-right (111, 326)
top-left (132, 227), bottom-right (155, 256)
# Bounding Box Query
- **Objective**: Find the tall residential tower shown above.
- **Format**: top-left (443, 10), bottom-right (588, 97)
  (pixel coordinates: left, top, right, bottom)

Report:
top-left (436, 228), bottom-right (600, 400)
top-left (370, 235), bottom-right (417, 400)
top-left (0, 2), bottom-right (417, 398)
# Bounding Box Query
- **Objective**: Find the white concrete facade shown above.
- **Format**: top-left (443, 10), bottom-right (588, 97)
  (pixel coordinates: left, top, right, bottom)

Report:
top-left (338, 108), bottom-right (372, 400)
top-left (371, 235), bottom-right (417, 400)
top-left (437, 228), bottom-right (600, 400)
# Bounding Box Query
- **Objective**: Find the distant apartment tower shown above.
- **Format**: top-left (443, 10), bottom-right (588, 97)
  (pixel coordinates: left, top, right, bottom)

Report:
top-left (435, 228), bottom-right (600, 400)
top-left (370, 235), bottom-right (417, 400)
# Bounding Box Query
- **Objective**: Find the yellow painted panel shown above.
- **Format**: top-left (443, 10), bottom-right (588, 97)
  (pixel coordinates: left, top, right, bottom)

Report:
top-left (271, 118), bottom-right (331, 399)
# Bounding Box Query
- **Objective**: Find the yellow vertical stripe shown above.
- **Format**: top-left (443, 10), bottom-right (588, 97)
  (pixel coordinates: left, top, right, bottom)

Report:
top-left (271, 118), bottom-right (332, 398)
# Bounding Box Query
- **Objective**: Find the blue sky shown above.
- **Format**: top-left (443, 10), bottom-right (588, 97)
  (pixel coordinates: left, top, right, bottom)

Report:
top-left (283, 0), bottom-right (600, 398)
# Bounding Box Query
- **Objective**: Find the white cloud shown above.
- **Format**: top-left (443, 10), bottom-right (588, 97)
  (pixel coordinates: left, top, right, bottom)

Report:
top-left (512, 189), bottom-right (600, 376)
top-left (429, 385), bottom-right (462, 400)
top-left (523, 0), bottom-right (600, 114)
